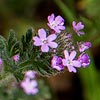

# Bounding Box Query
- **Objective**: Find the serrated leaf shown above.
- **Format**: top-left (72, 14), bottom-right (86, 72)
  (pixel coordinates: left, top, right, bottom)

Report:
top-left (10, 41), bottom-right (20, 56)
top-left (32, 61), bottom-right (52, 76)
top-left (26, 28), bottom-right (32, 43)
top-left (21, 35), bottom-right (27, 52)
top-left (7, 30), bottom-right (17, 54)
top-left (0, 35), bottom-right (6, 42)
top-left (0, 35), bottom-right (6, 51)
top-left (21, 29), bottom-right (33, 53)
top-left (37, 66), bottom-right (51, 76)
top-left (18, 60), bottom-right (31, 68)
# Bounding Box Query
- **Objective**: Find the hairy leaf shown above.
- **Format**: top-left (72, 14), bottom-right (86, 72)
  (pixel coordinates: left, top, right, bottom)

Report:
top-left (26, 28), bottom-right (32, 43)
top-left (7, 30), bottom-right (19, 57)
top-left (0, 35), bottom-right (6, 51)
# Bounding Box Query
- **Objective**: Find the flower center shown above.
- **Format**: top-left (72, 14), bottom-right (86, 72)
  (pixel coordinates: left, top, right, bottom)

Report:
top-left (67, 59), bottom-right (73, 66)
top-left (51, 21), bottom-right (57, 28)
top-left (42, 39), bottom-right (48, 44)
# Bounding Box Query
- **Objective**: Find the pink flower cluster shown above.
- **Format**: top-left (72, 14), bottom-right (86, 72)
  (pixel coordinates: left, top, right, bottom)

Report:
top-left (0, 13), bottom-right (92, 97)
top-left (32, 13), bottom-right (91, 73)
top-left (51, 48), bottom-right (91, 73)
top-left (20, 70), bottom-right (38, 95)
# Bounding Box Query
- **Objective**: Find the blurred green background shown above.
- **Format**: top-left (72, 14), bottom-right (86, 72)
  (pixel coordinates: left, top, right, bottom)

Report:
top-left (0, 0), bottom-right (100, 100)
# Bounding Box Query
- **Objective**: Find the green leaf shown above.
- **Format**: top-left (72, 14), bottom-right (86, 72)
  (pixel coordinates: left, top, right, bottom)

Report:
top-left (37, 66), bottom-right (51, 76)
top-left (0, 35), bottom-right (6, 51)
top-left (32, 61), bottom-right (53, 77)
top-left (26, 28), bottom-right (32, 43)
top-left (7, 30), bottom-right (19, 56)
top-left (10, 41), bottom-right (20, 56)
top-left (21, 28), bottom-right (33, 52)
top-left (8, 30), bottom-right (16, 51)
top-left (21, 35), bottom-right (26, 52)
top-left (18, 60), bottom-right (32, 68)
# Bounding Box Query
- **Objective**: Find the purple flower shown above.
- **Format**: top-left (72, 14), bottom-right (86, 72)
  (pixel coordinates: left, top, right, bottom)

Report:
top-left (77, 42), bottom-right (92, 52)
top-left (0, 58), bottom-right (3, 71)
top-left (47, 13), bottom-right (65, 33)
top-left (33, 28), bottom-right (58, 52)
top-left (62, 50), bottom-right (81, 73)
top-left (12, 54), bottom-right (20, 62)
top-left (21, 78), bottom-right (38, 95)
top-left (78, 53), bottom-right (90, 68)
top-left (51, 56), bottom-right (64, 71)
top-left (25, 70), bottom-right (36, 79)
top-left (72, 21), bottom-right (85, 36)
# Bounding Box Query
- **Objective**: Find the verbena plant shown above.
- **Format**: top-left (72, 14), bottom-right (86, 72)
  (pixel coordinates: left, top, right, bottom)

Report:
top-left (0, 13), bottom-right (91, 99)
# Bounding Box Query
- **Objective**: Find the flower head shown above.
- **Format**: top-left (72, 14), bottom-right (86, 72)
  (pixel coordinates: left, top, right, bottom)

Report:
top-left (12, 54), bottom-right (20, 62)
top-left (77, 42), bottom-right (92, 52)
top-left (47, 13), bottom-right (65, 33)
top-left (72, 21), bottom-right (85, 36)
top-left (21, 70), bottom-right (38, 95)
top-left (51, 56), bottom-right (64, 71)
top-left (21, 78), bottom-right (38, 95)
top-left (33, 28), bottom-right (58, 52)
top-left (62, 50), bottom-right (81, 73)
top-left (78, 53), bottom-right (90, 67)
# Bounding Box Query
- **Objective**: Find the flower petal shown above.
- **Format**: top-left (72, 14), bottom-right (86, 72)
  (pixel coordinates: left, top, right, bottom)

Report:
top-left (47, 34), bottom-right (57, 42)
top-left (33, 37), bottom-right (42, 46)
top-left (54, 27), bottom-right (61, 33)
top-left (67, 66), bottom-right (77, 73)
top-left (41, 45), bottom-right (49, 52)
top-left (69, 51), bottom-right (76, 60)
top-left (52, 65), bottom-right (62, 71)
top-left (72, 21), bottom-right (76, 28)
top-left (64, 50), bottom-right (69, 59)
top-left (48, 13), bottom-right (54, 23)
top-left (31, 88), bottom-right (38, 95)
top-left (38, 29), bottom-right (46, 40)
top-left (48, 42), bottom-right (58, 48)
top-left (77, 31), bottom-right (85, 36)
top-left (78, 53), bottom-right (90, 68)
top-left (25, 70), bottom-right (36, 79)
top-left (73, 60), bottom-right (81, 67)
top-left (77, 22), bottom-right (84, 30)
top-left (62, 59), bottom-right (67, 66)
top-left (31, 80), bottom-right (38, 87)
top-left (55, 16), bottom-right (64, 25)
top-left (57, 26), bottom-right (65, 30)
